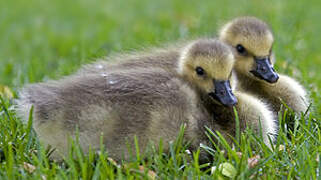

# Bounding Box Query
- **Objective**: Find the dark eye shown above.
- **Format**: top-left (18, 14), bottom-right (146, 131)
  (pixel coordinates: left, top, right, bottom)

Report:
top-left (236, 44), bottom-right (247, 55)
top-left (195, 66), bottom-right (205, 76)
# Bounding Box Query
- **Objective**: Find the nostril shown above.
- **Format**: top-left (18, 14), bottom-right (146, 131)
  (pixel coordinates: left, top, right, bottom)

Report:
top-left (220, 90), bottom-right (226, 96)
top-left (260, 66), bottom-right (267, 73)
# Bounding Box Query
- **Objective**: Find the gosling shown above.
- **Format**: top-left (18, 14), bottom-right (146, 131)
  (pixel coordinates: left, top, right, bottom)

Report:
top-left (219, 16), bottom-right (309, 116)
top-left (16, 39), bottom-right (276, 161)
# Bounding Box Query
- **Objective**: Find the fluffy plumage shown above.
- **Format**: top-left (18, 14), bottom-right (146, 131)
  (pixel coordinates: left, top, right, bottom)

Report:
top-left (16, 39), bottom-right (276, 161)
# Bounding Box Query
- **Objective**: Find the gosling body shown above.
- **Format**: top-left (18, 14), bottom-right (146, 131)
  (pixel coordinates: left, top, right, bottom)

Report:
top-left (16, 39), bottom-right (277, 161)
top-left (235, 72), bottom-right (308, 115)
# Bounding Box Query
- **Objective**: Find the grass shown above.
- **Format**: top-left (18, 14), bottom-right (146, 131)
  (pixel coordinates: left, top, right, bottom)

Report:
top-left (0, 0), bottom-right (320, 179)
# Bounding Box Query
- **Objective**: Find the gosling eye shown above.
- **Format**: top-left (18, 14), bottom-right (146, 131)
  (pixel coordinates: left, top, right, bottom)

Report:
top-left (195, 66), bottom-right (205, 76)
top-left (236, 44), bottom-right (247, 55)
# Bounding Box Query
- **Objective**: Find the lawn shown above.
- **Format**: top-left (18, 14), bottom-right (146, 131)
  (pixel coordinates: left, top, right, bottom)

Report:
top-left (0, 0), bottom-right (320, 179)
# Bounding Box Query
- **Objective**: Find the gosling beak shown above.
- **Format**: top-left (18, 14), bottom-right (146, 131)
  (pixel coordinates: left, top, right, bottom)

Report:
top-left (209, 80), bottom-right (238, 107)
top-left (250, 57), bottom-right (279, 83)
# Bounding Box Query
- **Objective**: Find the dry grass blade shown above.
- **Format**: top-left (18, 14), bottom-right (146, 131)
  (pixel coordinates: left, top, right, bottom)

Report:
top-left (23, 162), bottom-right (36, 173)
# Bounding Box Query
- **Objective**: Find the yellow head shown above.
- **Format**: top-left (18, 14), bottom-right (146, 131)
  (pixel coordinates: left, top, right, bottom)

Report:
top-left (219, 17), bottom-right (279, 83)
top-left (177, 39), bottom-right (237, 107)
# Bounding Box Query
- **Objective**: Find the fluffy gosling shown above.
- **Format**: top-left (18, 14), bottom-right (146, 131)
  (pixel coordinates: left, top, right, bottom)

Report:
top-left (17, 39), bottom-right (240, 161)
top-left (219, 16), bottom-right (309, 116)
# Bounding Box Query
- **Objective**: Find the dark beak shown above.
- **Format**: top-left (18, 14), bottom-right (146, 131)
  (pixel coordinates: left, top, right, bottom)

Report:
top-left (250, 57), bottom-right (279, 83)
top-left (209, 80), bottom-right (238, 107)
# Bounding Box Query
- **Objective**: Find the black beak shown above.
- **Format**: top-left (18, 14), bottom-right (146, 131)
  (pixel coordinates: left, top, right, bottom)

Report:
top-left (250, 58), bottom-right (279, 83)
top-left (208, 80), bottom-right (238, 107)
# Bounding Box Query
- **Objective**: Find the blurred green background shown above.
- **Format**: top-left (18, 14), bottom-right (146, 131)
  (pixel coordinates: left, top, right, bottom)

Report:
top-left (1, 0), bottom-right (320, 114)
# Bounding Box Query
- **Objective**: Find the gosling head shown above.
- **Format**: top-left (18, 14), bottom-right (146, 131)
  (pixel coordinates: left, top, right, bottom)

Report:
top-left (177, 39), bottom-right (237, 107)
top-left (219, 16), bottom-right (279, 84)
